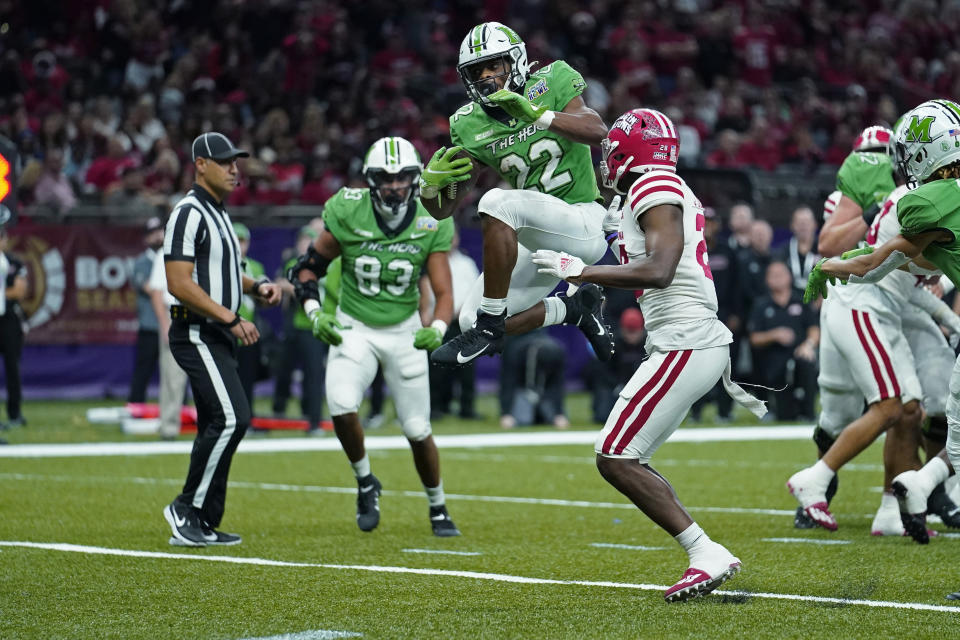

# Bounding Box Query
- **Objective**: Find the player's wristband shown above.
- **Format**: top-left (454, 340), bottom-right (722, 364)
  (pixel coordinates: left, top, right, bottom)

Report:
top-left (430, 319), bottom-right (448, 335)
top-left (223, 314), bottom-right (242, 328)
top-left (419, 178), bottom-right (439, 200)
top-left (252, 276), bottom-right (270, 296)
top-left (535, 110), bottom-right (555, 129)
top-left (303, 299), bottom-right (321, 317)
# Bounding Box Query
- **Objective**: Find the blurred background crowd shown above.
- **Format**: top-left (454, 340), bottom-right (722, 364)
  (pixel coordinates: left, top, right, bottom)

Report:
top-left (4, 0), bottom-right (960, 216)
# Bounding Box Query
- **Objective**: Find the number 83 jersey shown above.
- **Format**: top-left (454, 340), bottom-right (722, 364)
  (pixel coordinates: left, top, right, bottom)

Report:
top-left (618, 170), bottom-right (732, 351)
top-left (323, 187), bottom-right (454, 326)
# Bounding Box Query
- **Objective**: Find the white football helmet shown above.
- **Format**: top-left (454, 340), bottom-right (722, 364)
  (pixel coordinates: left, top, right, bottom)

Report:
top-left (852, 125), bottom-right (893, 154)
top-left (362, 137), bottom-right (422, 225)
top-left (457, 22), bottom-right (529, 105)
top-left (894, 100), bottom-right (960, 184)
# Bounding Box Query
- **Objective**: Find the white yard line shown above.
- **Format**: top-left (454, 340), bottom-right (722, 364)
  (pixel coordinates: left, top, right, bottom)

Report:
top-left (402, 548), bottom-right (482, 556)
top-left (762, 537), bottom-right (852, 545)
top-left (589, 543), bottom-right (668, 551)
top-left (1, 541), bottom-right (957, 614)
top-left (237, 631), bottom-right (362, 640)
top-left (0, 426), bottom-right (813, 458)
top-left (0, 472), bottom-right (823, 518)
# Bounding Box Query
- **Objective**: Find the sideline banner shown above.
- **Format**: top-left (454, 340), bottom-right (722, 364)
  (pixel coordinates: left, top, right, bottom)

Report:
top-left (7, 224), bottom-right (144, 344)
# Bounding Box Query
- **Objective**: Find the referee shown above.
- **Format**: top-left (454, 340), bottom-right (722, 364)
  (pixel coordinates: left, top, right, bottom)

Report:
top-left (162, 132), bottom-right (281, 547)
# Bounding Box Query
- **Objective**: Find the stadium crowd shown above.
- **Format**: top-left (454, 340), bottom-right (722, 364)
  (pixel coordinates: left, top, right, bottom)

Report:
top-left (4, 0), bottom-right (960, 215)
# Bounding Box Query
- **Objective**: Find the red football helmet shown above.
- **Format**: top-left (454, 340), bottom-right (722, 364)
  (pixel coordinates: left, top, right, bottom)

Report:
top-left (852, 125), bottom-right (892, 153)
top-left (600, 108), bottom-right (679, 194)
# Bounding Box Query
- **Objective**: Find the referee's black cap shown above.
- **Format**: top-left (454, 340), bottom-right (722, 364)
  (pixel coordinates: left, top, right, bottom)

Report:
top-left (191, 132), bottom-right (250, 162)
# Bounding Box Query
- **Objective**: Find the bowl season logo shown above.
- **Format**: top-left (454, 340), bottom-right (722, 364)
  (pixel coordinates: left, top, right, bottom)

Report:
top-left (6, 234), bottom-right (65, 330)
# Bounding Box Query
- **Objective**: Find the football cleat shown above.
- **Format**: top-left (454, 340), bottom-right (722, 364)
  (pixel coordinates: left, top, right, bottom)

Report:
top-left (892, 470), bottom-right (932, 544)
top-left (429, 505), bottom-right (461, 537)
top-left (927, 482), bottom-right (960, 529)
top-left (356, 474), bottom-right (382, 532)
top-left (794, 506), bottom-right (817, 529)
top-left (664, 560), bottom-right (742, 603)
top-left (561, 283), bottom-right (615, 362)
top-left (201, 527), bottom-right (242, 546)
top-left (163, 501), bottom-right (207, 547)
top-left (787, 468), bottom-right (838, 531)
top-left (430, 311), bottom-right (505, 368)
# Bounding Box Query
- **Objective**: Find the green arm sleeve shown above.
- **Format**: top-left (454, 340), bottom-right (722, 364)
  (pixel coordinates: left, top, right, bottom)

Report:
top-left (322, 257), bottom-right (342, 314)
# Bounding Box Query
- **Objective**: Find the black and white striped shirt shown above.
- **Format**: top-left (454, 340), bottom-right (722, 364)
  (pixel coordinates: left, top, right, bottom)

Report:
top-left (163, 183), bottom-right (243, 313)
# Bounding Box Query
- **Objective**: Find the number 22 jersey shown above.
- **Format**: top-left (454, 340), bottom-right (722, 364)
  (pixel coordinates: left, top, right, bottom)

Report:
top-left (616, 170), bottom-right (732, 351)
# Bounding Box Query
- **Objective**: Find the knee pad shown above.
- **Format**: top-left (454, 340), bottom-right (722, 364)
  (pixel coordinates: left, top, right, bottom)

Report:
top-left (326, 381), bottom-right (362, 416)
top-left (402, 417), bottom-right (431, 442)
top-left (477, 187), bottom-right (507, 216)
top-left (812, 425), bottom-right (837, 454)
top-left (477, 188), bottom-right (520, 230)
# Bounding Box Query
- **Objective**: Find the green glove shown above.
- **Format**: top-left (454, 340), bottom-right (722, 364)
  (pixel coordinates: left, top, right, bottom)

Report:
top-left (420, 146), bottom-right (473, 198)
top-left (803, 258), bottom-right (837, 304)
top-left (413, 326), bottom-right (444, 351)
top-left (310, 310), bottom-right (343, 346)
top-left (841, 246), bottom-right (874, 260)
top-left (487, 88), bottom-right (549, 124)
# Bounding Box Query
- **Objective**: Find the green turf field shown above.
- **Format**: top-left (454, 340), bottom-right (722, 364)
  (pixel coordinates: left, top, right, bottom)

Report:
top-left (2, 397), bottom-right (959, 639)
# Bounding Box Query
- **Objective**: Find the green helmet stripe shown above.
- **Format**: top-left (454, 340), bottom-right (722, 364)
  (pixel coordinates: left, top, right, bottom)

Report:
top-left (934, 100), bottom-right (960, 126)
top-left (389, 138), bottom-right (398, 165)
top-left (497, 25), bottom-right (521, 44)
top-left (471, 24), bottom-right (483, 53)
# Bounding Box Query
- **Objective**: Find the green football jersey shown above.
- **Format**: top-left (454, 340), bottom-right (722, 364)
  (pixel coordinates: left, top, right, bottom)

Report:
top-left (322, 187), bottom-right (453, 326)
top-left (897, 178), bottom-right (960, 290)
top-left (836, 151), bottom-right (896, 211)
top-left (449, 60), bottom-right (601, 204)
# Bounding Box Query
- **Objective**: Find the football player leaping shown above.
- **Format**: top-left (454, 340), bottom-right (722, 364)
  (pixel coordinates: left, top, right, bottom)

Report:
top-left (290, 137), bottom-right (460, 537)
top-left (805, 100), bottom-right (960, 553)
top-left (421, 22), bottom-right (614, 368)
top-left (532, 109), bottom-right (766, 603)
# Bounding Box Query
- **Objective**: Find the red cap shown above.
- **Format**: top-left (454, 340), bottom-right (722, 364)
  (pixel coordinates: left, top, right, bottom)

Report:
top-left (620, 307), bottom-right (644, 332)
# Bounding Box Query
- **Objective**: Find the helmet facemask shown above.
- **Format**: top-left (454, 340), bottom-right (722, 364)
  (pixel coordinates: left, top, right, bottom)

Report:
top-left (366, 167), bottom-right (420, 228)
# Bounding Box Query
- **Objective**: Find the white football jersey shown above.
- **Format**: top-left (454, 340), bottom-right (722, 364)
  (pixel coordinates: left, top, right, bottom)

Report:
top-left (832, 184), bottom-right (941, 319)
top-left (617, 170), bottom-right (732, 351)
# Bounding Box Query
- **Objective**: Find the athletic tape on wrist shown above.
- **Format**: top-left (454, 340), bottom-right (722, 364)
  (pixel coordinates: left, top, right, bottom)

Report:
top-left (535, 110), bottom-right (555, 129)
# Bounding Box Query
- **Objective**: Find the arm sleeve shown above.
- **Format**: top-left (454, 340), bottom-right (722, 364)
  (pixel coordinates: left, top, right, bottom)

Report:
top-left (910, 286), bottom-right (960, 334)
top-left (322, 257), bottom-right (342, 314)
top-left (847, 250), bottom-right (912, 284)
top-left (163, 205), bottom-right (202, 262)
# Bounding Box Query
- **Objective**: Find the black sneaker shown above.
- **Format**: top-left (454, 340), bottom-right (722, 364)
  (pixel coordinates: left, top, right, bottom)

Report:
top-left (201, 527), bottom-right (242, 545)
top-left (357, 474), bottom-right (382, 532)
top-left (163, 501), bottom-right (207, 547)
top-left (429, 505), bottom-right (461, 537)
top-left (430, 311), bottom-right (506, 368)
top-left (794, 506), bottom-right (817, 529)
top-left (561, 284), bottom-right (614, 362)
top-left (928, 482), bottom-right (960, 528)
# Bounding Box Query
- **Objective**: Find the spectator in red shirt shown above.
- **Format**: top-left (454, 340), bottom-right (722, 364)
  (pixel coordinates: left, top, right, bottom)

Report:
top-left (705, 129), bottom-right (744, 169)
top-left (732, 9), bottom-right (779, 88)
top-left (85, 134), bottom-right (135, 194)
top-left (736, 118), bottom-right (782, 171)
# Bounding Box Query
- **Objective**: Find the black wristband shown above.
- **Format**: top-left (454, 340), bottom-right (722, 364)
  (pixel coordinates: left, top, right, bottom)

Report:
top-left (253, 276), bottom-right (270, 296)
top-left (224, 314), bottom-right (242, 328)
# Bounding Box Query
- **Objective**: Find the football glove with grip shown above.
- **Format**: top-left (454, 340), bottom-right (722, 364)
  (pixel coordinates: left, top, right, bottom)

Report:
top-left (419, 146), bottom-right (473, 199)
top-left (532, 249), bottom-right (586, 281)
top-left (309, 310), bottom-right (343, 346)
top-left (487, 88), bottom-right (551, 125)
top-left (603, 196), bottom-right (622, 235)
top-left (413, 326), bottom-right (444, 351)
top-left (803, 246), bottom-right (873, 303)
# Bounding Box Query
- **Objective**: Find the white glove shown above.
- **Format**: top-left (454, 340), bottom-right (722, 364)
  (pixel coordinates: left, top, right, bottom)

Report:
top-left (603, 195), bottom-right (622, 236)
top-left (531, 249), bottom-right (586, 281)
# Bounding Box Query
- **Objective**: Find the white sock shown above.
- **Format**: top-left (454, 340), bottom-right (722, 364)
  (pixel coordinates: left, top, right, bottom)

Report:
top-left (351, 455), bottom-right (371, 479)
top-left (479, 296), bottom-right (507, 317)
top-left (675, 522), bottom-right (711, 557)
top-left (809, 459), bottom-right (835, 487)
top-left (918, 456), bottom-right (950, 487)
top-left (425, 481), bottom-right (445, 507)
top-left (879, 491), bottom-right (898, 511)
top-left (542, 297), bottom-right (566, 327)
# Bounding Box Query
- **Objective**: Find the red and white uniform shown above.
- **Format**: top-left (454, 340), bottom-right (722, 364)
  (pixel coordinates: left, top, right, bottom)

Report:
top-left (597, 171), bottom-right (764, 460)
